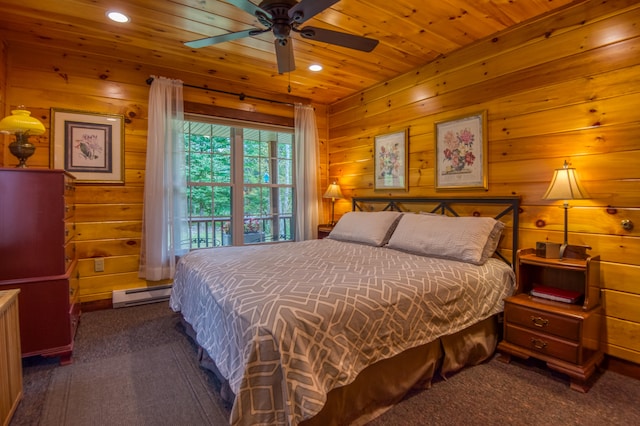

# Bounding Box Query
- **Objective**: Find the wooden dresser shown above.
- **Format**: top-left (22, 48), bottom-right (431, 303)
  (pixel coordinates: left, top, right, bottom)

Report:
top-left (0, 169), bottom-right (79, 365)
top-left (0, 289), bottom-right (22, 426)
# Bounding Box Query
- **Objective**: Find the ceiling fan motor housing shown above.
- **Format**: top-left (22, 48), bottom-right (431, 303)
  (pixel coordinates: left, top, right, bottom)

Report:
top-left (259, 0), bottom-right (299, 42)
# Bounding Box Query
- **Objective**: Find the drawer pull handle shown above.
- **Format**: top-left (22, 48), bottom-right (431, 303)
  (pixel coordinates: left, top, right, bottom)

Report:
top-left (530, 316), bottom-right (549, 328)
top-left (530, 338), bottom-right (548, 350)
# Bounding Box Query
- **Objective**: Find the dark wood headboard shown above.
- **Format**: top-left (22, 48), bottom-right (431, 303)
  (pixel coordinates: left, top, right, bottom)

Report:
top-left (351, 196), bottom-right (520, 267)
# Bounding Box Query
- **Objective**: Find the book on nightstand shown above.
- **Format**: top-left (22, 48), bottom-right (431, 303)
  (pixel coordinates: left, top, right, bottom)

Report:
top-left (530, 285), bottom-right (582, 304)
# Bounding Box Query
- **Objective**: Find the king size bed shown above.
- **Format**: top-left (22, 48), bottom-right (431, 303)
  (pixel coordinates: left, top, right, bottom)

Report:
top-left (170, 197), bottom-right (520, 425)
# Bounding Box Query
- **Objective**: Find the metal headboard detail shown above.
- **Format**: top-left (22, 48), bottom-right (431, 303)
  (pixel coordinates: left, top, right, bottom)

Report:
top-left (351, 196), bottom-right (520, 268)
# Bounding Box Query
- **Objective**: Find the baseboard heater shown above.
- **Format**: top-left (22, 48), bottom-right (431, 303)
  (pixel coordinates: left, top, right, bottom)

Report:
top-left (112, 284), bottom-right (172, 308)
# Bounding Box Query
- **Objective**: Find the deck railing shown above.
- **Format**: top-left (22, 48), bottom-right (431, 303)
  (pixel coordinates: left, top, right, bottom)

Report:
top-left (187, 216), bottom-right (293, 248)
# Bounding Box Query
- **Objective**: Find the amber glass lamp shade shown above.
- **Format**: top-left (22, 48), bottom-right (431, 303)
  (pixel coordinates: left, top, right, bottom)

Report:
top-left (0, 107), bottom-right (46, 168)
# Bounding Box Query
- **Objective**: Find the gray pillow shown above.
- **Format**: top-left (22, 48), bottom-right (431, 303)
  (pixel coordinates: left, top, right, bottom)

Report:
top-left (328, 211), bottom-right (403, 247)
top-left (387, 213), bottom-right (504, 265)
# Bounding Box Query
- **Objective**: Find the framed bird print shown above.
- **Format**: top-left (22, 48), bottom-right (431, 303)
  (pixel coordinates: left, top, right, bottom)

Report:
top-left (50, 108), bottom-right (124, 184)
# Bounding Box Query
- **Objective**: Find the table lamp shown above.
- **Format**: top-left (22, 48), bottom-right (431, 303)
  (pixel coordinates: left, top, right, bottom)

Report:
top-left (542, 160), bottom-right (590, 258)
top-left (323, 182), bottom-right (343, 226)
top-left (0, 106), bottom-right (46, 167)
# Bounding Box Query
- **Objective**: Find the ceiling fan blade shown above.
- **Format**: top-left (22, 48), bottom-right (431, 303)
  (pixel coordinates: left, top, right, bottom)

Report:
top-left (274, 39), bottom-right (295, 74)
top-left (299, 27), bottom-right (379, 52)
top-left (185, 29), bottom-right (263, 48)
top-left (225, 0), bottom-right (272, 20)
top-left (288, 0), bottom-right (340, 24)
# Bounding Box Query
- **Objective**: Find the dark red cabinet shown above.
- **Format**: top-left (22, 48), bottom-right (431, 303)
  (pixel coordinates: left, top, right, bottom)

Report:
top-left (0, 168), bottom-right (79, 364)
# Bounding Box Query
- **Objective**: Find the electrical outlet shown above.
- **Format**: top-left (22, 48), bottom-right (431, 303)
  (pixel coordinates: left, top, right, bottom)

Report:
top-left (94, 257), bottom-right (105, 272)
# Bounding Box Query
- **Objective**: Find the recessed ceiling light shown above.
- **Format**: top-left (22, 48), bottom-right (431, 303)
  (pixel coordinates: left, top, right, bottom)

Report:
top-left (107, 11), bottom-right (130, 23)
top-left (309, 64), bottom-right (323, 72)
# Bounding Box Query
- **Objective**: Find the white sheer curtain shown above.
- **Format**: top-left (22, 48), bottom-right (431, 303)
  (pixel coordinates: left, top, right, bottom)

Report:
top-left (294, 103), bottom-right (320, 241)
top-left (139, 76), bottom-right (187, 281)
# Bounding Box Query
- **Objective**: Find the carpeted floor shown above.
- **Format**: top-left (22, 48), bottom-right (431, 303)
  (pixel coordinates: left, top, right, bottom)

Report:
top-left (40, 342), bottom-right (227, 425)
top-left (9, 302), bottom-right (640, 425)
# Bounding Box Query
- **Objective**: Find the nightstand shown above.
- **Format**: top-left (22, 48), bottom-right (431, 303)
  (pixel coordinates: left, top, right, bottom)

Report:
top-left (317, 224), bottom-right (334, 239)
top-left (497, 247), bottom-right (603, 392)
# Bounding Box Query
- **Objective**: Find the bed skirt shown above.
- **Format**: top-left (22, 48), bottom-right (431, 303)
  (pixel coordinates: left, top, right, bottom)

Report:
top-left (182, 314), bottom-right (498, 425)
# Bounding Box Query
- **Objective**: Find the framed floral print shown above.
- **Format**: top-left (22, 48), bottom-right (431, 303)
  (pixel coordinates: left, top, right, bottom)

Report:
top-left (435, 110), bottom-right (488, 190)
top-left (374, 129), bottom-right (408, 191)
top-left (50, 108), bottom-right (125, 184)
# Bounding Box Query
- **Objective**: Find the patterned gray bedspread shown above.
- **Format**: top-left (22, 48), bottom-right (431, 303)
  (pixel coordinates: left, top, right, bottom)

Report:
top-left (170, 239), bottom-right (516, 425)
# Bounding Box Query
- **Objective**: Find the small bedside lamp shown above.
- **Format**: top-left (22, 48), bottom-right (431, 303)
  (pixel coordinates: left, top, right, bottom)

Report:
top-left (542, 160), bottom-right (590, 258)
top-left (323, 181), bottom-right (343, 226)
top-left (0, 106), bottom-right (46, 168)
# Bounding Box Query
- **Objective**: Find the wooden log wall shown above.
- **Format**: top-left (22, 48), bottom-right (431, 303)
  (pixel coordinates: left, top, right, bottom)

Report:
top-left (327, 0), bottom-right (640, 365)
top-left (0, 41), bottom-right (328, 306)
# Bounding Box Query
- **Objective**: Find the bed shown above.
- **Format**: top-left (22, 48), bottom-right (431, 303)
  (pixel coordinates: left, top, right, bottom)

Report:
top-left (170, 197), bottom-right (520, 425)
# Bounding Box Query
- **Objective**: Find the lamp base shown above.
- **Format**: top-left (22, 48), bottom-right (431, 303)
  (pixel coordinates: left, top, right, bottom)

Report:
top-left (9, 136), bottom-right (36, 168)
top-left (559, 243), bottom-right (568, 259)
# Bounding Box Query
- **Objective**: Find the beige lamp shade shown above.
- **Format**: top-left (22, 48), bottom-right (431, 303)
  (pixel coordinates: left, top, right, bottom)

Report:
top-left (0, 107), bottom-right (46, 135)
top-left (323, 182), bottom-right (343, 200)
top-left (542, 161), bottom-right (589, 201)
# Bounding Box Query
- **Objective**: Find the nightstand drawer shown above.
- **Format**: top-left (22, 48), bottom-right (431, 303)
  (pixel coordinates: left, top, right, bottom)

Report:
top-left (505, 301), bottom-right (580, 341)
top-left (505, 323), bottom-right (580, 364)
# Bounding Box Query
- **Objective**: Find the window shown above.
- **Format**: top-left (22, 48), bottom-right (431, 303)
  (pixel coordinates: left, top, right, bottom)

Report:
top-left (183, 116), bottom-right (295, 248)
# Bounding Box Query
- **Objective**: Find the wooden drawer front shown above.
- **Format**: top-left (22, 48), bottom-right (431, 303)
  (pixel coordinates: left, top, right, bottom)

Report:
top-left (64, 197), bottom-right (75, 219)
top-left (64, 220), bottom-right (75, 243)
top-left (64, 242), bottom-right (76, 271)
top-left (505, 324), bottom-right (580, 364)
top-left (505, 303), bottom-right (580, 341)
top-left (64, 175), bottom-right (75, 196)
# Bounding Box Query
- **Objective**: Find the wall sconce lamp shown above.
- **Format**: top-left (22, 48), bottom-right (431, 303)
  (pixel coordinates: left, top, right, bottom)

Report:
top-left (0, 106), bottom-right (46, 168)
top-left (542, 160), bottom-right (590, 258)
top-left (323, 182), bottom-right (343, 226)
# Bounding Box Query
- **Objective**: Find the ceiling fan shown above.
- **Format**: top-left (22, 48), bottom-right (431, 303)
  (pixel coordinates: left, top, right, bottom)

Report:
top-left (184, 0), bottom-right (379, 74)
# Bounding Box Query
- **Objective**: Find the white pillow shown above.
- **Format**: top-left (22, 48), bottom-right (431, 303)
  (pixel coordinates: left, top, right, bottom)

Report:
top-left (386, 214), bottom-right (504, 265)
top-left (328, 211), bottom-right (403, 247)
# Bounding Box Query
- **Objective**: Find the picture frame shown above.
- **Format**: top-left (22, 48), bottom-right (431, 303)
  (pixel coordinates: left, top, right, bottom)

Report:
top-left (434, 110), bottom-right (488, 190)
top-left (50, 108), bottom-right (125, 184)
top-left (374, 129), bottom-right (409, 191)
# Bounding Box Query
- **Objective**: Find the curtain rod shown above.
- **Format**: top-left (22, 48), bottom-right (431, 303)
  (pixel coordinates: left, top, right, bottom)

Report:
top-left (145, 77), bottom-right (295, 107)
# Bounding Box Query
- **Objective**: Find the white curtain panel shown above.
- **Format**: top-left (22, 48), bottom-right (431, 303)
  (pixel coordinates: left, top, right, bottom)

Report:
top-left (139, 76), bottom-right (187, 281)
top-left (294, 104), bottom-right (320, 241)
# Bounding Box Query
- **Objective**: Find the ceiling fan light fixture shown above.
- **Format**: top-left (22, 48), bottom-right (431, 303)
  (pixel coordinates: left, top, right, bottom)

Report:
top-left (106, 11), bottom-right (130, 23)
top-left (309, 64), bottom-right (323, 72)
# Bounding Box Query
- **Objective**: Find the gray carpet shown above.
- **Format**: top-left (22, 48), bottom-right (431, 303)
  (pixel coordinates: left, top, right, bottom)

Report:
top-left (9, 302), bottom-right (640, 425)
top-left (40, 342), bottom-right (227, 426)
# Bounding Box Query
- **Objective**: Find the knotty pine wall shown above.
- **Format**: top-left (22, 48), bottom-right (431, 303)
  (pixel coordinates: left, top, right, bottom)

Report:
top-left (0, 0), bottom-right (638, 366)
top-left (327, 0), bottom-right (640, 364)
top-left (0, 41), bottom-right (328, 306)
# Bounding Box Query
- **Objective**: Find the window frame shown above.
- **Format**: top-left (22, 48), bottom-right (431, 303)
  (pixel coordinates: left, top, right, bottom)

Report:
top-left (183, 113), bottom-right (296, 249)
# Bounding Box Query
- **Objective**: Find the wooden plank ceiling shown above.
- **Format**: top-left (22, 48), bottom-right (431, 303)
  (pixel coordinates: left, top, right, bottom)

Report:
top-left (0, 0), bottom-right (581, 105)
